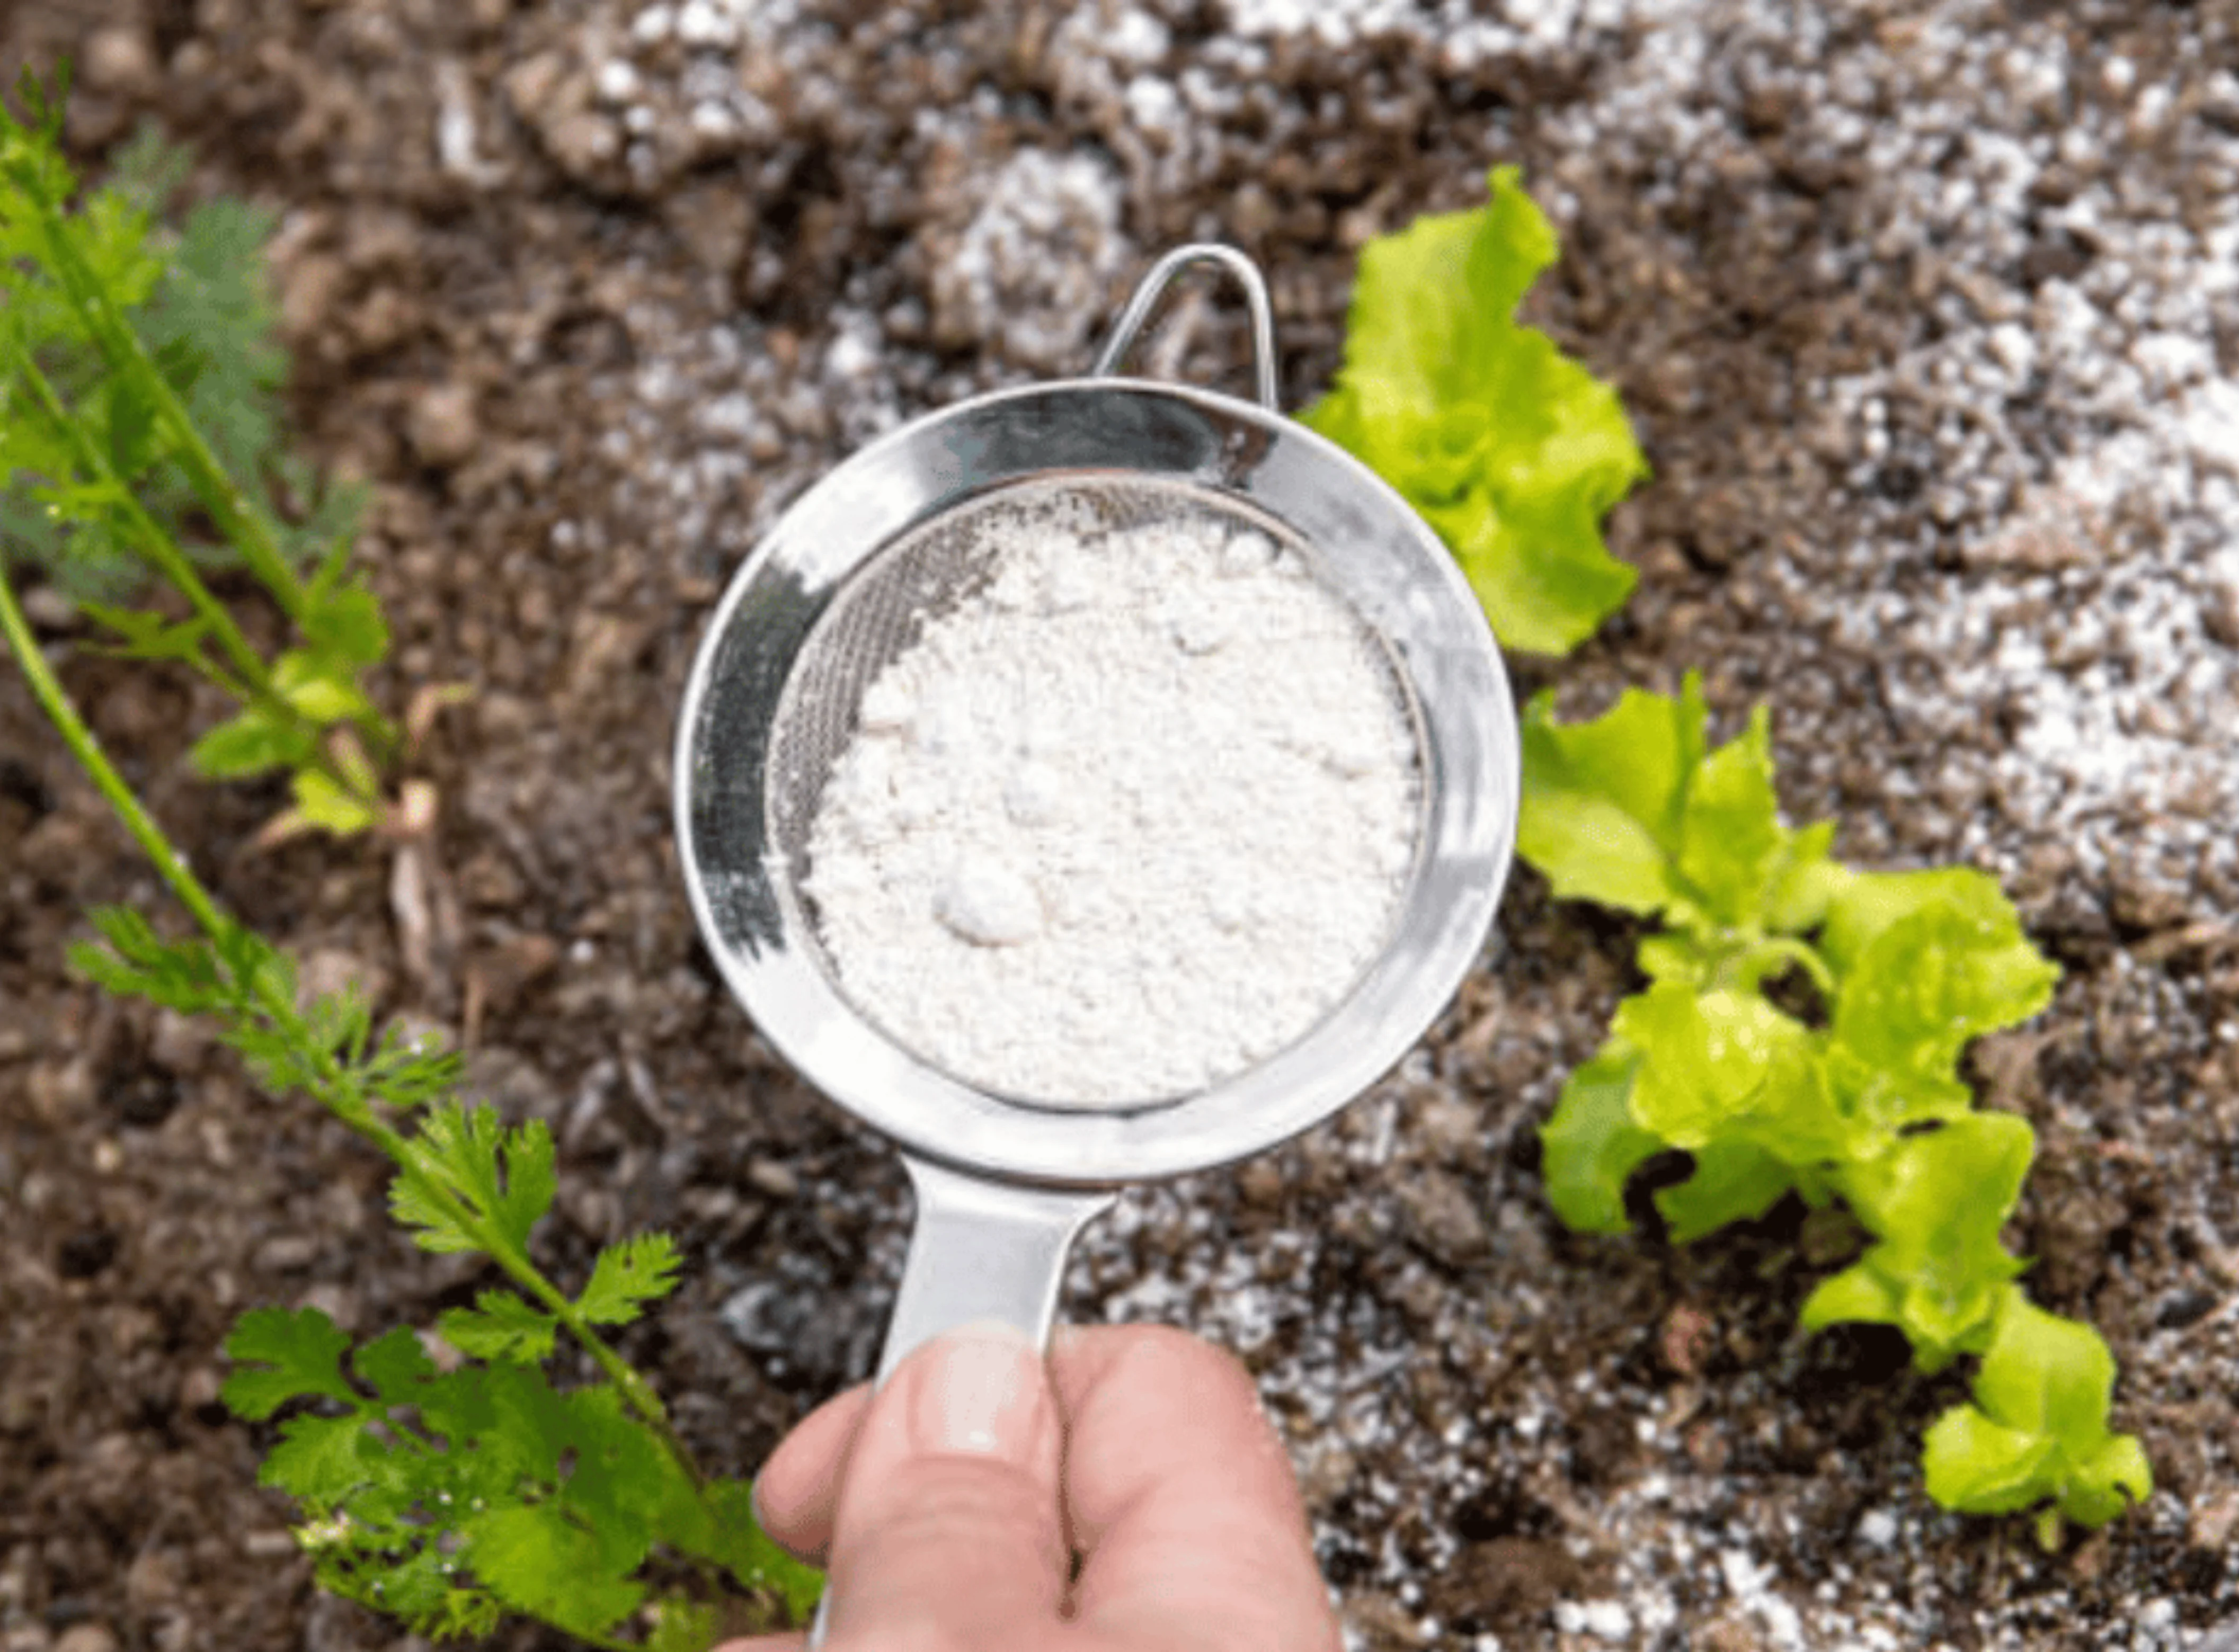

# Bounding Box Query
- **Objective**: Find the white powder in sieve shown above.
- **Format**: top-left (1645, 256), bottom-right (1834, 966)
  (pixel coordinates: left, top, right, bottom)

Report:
top-left (801, 498), bottom-right (1419, 1106)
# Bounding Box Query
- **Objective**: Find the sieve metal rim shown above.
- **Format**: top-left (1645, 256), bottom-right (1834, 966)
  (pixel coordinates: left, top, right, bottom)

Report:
top-left (673, 374), bottom-right (1518, 1189)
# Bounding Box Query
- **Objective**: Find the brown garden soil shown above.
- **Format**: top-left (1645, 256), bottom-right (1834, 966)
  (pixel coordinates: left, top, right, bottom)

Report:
top-left (2, 1), bottom-right (2235, 1649)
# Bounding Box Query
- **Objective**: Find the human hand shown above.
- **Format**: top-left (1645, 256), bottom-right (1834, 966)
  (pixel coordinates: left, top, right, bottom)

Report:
top-left (717, 1321), bottom-right (1343, 1650)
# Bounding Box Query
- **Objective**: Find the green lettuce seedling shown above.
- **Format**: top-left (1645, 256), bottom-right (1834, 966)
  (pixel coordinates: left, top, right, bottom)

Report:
top-left (1923, 1292), bottom-right (2154, 1548)
top-left (1302, 166), bottom-right (1649, 655)
top-left (1521, 675), bottom-right (2149, 1541)
top-left (1314, 161), bottom-right (2146, 1548)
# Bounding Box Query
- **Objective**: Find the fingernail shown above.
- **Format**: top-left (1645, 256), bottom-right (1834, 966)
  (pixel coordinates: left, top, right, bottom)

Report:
top-left (906, 1319), bottom-right (1046, 1461)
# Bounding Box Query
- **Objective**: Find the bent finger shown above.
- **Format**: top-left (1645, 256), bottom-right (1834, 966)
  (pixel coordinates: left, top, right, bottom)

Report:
top-left (820, 1322), bottom-right (1069, 1647)
top-left (1054, 1325), bottom-right (1339, 1651)
top-left (749, 1383), bottom-right (874, 1564)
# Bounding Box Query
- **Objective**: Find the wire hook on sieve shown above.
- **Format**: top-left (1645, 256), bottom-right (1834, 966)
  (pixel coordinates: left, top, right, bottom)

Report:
top-left (1088, 243), bottom-right (1281, 413)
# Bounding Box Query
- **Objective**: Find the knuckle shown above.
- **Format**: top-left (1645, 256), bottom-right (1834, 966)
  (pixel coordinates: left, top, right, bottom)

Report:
top-left (1113, 1321), bottom-right (1262, 1409)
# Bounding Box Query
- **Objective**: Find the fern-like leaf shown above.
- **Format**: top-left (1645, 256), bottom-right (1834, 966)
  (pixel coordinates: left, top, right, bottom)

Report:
top-left (578, 1233), bottom-right (684, 1328)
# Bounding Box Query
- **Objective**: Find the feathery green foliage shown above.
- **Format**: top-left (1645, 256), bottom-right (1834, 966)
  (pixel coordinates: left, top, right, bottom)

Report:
top-left (1, 66), bottom-right (390, 839)
top-left (223, 1304), bottom-right (822, 1645)
top-left (0, 89), bottom-right (358, 597)
top-left (57, 886), bottom-right (825, 1644)
top-left (1, 68), bottom-right (819, 1645)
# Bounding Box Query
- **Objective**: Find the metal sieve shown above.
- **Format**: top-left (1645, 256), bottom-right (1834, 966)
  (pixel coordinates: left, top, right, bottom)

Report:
top-left (674, 245), bottom-right (1518, 1392)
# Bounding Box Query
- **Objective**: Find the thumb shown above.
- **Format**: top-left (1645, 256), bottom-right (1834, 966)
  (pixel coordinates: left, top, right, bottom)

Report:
top-left (820, 1321), bottom-right (1069, 1647)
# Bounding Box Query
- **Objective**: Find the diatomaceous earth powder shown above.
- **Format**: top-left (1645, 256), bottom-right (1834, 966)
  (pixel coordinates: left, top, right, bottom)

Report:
top-left (801, 493), bottom-right (1419, 1106)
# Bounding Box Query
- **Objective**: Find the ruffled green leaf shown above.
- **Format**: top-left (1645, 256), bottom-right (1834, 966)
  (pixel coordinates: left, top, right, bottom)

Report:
top-left (1923, 1401), bottom-right (2059, 1515)
top-left (390, 1103), bottom-right (556, 1257)
top-left (1824, 869), bottom-right (2060, 1127)
top-left (188, 703), bottom-right (317, 780)
top-left (1655, 1137), bottom-right (1795, 1243)
top-left (1811, 1117), bottom-right (2033, 1367)
top-left (1921, 1292), bottom-right (2151, 1528)
top-left (1518, 676), bottom-right (1705, 915)
top-left (1301, 167), bottom-right (1647, 655)
top-left (1613, 982), bottom-right (1819, 1151)
top-left (1538, 1041), bottom-right (1660, 1234)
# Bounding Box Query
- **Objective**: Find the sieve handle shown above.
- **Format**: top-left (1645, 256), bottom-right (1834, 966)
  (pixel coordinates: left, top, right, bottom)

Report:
top-left (806, 1158), bottom-right (1113, 1648)
top-left (875, 1155), bottom-right (1115, 1383)
top-left (1089, 244), bottom-right (1281, 412)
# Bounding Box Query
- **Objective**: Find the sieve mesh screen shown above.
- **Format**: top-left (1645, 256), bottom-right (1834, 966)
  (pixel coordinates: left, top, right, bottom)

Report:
top-left (765, 471), bottom-right (1429, 1097)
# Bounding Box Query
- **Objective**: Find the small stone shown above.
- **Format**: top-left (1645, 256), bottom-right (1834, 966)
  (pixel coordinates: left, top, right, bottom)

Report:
top-left (124, 1547), bottom-right (181, 1609)
top-left (297, 947), bottom-right (385, 1011)
top-left (1237, 1158), bottom-right (1285, 1208)
top-left (541, 112), bottom-right (620, 180)
top-left (1341, 1592), bottom-right (1426, 1648)
top-left (54, 1626), bottom-right (120, 1652)
top-left (676, 0), bottom-right (736, 45)
top-left (501, 52), bottom-right (566, 118)
top-left (297, 1282), bottom-right (360, 1334)
top-left (592, 59), bottom-right (639, 103)
top-left (1408, 1095), bottom-right (1483, 1162)
top-left (147, 1011), bottom-right (212, 1077)
top-left (1452, 1535), bottom-right (1586, 1622)
top-left (745, 1158), bottom-right (800, 1199)
top-left (2109, 867), bottom-right (2189, 931)
top-left (1579, 1599), bottom-right (1633, 1640)
top-left (81, 28), bottom-right (158, 96)
top-left (177, 1364), bottom-right (223, 1412)
top-left (1394, 1168), bottom-right (1490, 1267)
top-left (407, 383), bottom-right (479, 469)
top-left (2190, 1487), bottom-right (2239, 1553)
top-left (278, 253), bottom-right (347, 344)
top-left (1299, 1441), bottom-right (1356, 1505)
top-left (463, 1046), bottom-right (558, 1117)
top-left (19, 585), bottom-right (76, 630)
top-left (253, 1234), bottom-right (320, 1273)
top-left (1695, 1612), bottom-right (1767, 1652)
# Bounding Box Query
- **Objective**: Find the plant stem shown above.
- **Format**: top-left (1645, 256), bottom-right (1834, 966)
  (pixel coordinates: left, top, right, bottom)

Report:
top-left (8, 351), bottom-right (385, 809)
top-left (0, 567), bottom-right (703, 1490)
top-left (0, 564), bottom-right (231, 934)
top-left (9, 349), bottom-right (282, 701)
top-left (8, 150), bottom-right (308, 620)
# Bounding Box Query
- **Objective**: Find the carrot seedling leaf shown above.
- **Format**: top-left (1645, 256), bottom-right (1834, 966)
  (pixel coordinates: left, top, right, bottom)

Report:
top-left (578, 1233), bottom-right (685, 1328)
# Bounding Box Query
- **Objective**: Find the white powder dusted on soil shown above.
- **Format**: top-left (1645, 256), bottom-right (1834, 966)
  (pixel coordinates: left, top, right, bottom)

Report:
top-left (803, 497), bottom-right (1418, 1106)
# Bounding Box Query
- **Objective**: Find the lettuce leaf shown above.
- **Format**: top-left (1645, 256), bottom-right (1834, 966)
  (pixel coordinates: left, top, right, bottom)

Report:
top-left (1519, 672), bottom-right (1846, 956)
top-left (1923, 1291), bottom-right (2152, 1541)
top-left (1301, 166), bottom-right (1648, 655)
top-left (1801, 1113), bottom-right (2033, 1369)
top-left (1538, 1041), bottom-right (1660, 1234)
